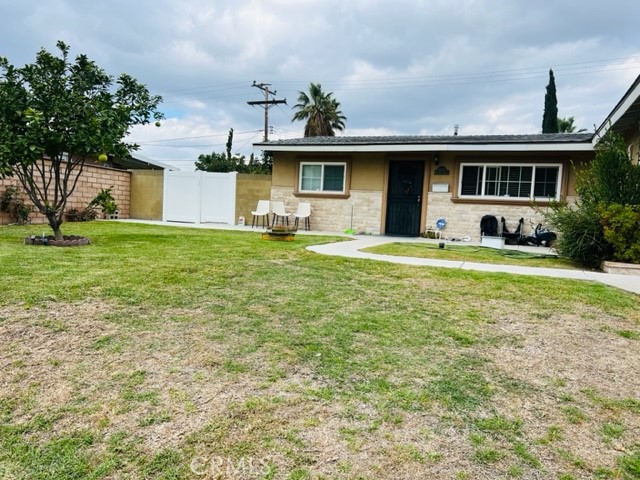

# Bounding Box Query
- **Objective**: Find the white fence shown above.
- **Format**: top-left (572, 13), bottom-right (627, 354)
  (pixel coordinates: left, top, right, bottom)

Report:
top-left (163, 171), bottom-right (237, 224)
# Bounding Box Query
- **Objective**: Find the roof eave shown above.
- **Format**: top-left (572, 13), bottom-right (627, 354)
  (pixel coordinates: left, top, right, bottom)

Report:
top-left (128, 154), bottom-right (179, 171)
top-left (253, 142), bottom-right (594, 153)
top-left (594, 73), bottom-right (640, 144)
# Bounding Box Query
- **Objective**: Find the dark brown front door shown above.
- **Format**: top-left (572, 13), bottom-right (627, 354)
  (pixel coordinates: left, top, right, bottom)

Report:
top-left (385, 160), bottom-right (424, 236)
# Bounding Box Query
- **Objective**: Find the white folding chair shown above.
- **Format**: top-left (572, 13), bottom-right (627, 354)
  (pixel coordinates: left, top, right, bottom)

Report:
top-left (271, 201), bottom-right (290, 226)
top-left (293, 202), bottom-right (311, 230)
top-left (251, 200), bottom-right (270, 228)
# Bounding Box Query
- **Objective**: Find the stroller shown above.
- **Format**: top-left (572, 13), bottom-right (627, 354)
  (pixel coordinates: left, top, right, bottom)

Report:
top-left (480, 215), bottom-right (499, 237)
top-left (523, 223), bottom-right (557, 247)
top-left (501, 217), bottom-right (524, 245)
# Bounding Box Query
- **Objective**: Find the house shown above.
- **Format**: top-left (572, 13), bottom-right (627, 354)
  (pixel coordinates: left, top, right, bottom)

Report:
top-left (254, 75), bottom-right (640, 239)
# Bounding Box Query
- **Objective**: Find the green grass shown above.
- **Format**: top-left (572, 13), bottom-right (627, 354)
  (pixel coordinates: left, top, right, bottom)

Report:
top-left (0, 222), bottom-right (638, 479)
top-left (362, 242), bottom-right (582, 269)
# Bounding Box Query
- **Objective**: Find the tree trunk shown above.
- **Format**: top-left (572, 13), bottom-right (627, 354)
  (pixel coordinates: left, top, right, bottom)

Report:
top-left (46, 213), bottom-right (64, 241)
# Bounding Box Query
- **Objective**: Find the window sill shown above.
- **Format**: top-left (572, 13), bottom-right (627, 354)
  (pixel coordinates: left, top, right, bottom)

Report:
top-left (294, 192), bottom-right (350, 199)
top-left (452, 197), bottom-right (552, 206)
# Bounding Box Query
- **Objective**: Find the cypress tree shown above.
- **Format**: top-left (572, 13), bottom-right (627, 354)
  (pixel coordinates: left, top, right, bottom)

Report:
top-left (542, 69), bottom-right (559, 133)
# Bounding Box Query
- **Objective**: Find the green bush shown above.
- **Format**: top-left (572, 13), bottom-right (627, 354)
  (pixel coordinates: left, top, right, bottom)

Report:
top-left (578, 134), bottom-right (640, 207)
top-left (545, 202), bottom-right (611, 269)
top-left (89, 187), bottom-right (118, 217)
top-left (598, 203), bottom-right (640, 263)
top-left (0, 185), bottom-right (32, 224)
top-left (545, 132), bottom-right (640, 267)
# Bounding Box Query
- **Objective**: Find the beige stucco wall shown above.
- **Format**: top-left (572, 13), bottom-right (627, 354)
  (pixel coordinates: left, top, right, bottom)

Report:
top-left (0, 161), bottom-right (130, 225)
top-left (130, 170), bottom-right (164, 220)
top-left (272, 152), bottom-right (297, 187)
top-left (351, 154), bottom-right (386, 191)
top-left (236, 174), bottom-right (272, 224)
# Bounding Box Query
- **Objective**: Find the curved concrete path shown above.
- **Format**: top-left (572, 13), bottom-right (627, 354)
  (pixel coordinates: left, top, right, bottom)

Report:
top-left (307, 236), bottom-right (640, 294)
top-left (117, 220), bottom-right (639, 294)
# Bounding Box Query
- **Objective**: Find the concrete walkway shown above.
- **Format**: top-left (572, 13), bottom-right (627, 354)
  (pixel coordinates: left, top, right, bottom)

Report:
top-left (308, 236), bottom-right (640, 294)
top-left (117, 220), bottom-right (640, 294)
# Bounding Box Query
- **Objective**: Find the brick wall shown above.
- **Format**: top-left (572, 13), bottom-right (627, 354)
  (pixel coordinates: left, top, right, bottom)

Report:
top-left (0, 161), bottom-right (130, 225)
top-left (270, 186), bottom-right (383, 233)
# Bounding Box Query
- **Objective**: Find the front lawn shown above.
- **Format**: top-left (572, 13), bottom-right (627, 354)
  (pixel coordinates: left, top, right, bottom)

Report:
top-left (362, 242), bottom-right (581, 269)
top-left (1, 222), bottom-right (638, 479)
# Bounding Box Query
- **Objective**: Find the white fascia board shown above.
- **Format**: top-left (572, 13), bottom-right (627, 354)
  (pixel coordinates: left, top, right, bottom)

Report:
top-left (594, 81), bottom-right (640, 144)
top-left (256, 143), bottom-right (593, 153)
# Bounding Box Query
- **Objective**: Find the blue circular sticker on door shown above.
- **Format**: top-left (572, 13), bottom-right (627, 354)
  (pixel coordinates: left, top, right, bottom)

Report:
top-left (436, 218), bottom-right (446, 229)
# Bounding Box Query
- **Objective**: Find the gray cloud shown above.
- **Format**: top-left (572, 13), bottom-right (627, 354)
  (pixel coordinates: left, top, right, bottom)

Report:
top-left (1, 0), bottom-right (639, 166)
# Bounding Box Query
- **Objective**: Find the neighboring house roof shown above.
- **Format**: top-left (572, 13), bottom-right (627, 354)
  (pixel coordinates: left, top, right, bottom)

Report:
top-left (255, 133), bottom-right (594, 153)
top-left (594, 74), bottom-right (640, 143)
top-left (112, 153), bottom-right (179, 171)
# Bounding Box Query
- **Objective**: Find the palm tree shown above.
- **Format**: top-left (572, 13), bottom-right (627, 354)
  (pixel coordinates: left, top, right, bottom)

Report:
top-left (292, 83), bottom-right (346, 137)
top-left (558, 116), bottom-right (587, 133)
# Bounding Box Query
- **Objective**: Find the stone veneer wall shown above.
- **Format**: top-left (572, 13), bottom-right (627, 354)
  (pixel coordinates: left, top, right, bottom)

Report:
top-left (425, 192), bottom-right (575, 240)
top-left (270, 186), bottom-right (383, 233)
top-left (0, 161), bottom-right (130, 225)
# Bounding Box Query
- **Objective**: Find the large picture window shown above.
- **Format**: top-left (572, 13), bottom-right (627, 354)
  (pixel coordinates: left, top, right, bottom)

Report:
top-left (459, 163), bottom-right (561, 201)
top-left (299, 162), bottom-right (346, 193)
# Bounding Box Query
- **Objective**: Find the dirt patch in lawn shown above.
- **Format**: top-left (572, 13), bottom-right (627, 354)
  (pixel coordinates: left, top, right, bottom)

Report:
top-left (481, 306), bottom-right (640, 475)
top-left (1, 299), bottom-right (639, 478)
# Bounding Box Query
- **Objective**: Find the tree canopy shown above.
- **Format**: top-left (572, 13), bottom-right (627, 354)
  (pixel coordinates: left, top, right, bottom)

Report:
top-left (0, 41), bottom-right (163, 239)
top-left (542, 69), bottom-right (559, 133)
top-left (557, 116), bottom-right (587, 133)
top-left (291, 83), bottom-right (346, 137)
top-left (195, 128), bottom-right (272, 174)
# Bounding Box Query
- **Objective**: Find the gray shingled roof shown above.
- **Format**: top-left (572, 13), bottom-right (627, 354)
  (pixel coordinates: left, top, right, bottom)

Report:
top-left (255, 133), bottom-right (593, 148)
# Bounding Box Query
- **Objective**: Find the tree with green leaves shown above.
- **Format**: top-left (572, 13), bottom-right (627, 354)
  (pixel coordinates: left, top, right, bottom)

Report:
top-left (542, 69), bottom-right (559, 133)
top-left (557, 116), bottom-right (587, 133)
top-left (292, 83), bottom-right (346, 137)
top-left (0, 41), bottom-right (163, 240)
top-left (195, 128), bottom-right (272, 173)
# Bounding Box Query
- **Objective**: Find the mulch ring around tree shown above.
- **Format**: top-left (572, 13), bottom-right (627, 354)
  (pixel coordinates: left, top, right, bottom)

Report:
top-left (24, 235), bottom-right (90, 247)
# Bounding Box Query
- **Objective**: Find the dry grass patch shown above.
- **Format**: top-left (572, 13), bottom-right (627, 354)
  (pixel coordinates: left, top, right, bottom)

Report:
top-left (1, 222), bottom-right (639, 479)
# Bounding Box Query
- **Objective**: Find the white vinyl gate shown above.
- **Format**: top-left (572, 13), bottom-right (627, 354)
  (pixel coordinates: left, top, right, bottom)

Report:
top-left (163, 171), bottom-right (237, 224)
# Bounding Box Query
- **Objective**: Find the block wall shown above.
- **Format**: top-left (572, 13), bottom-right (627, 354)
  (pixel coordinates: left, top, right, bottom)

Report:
top-left (0, 161), bottom-right (130, 225)
top-left (130, 170), bottom-right (164, 220)
top-left (235, 174), bottom-right (272, 225)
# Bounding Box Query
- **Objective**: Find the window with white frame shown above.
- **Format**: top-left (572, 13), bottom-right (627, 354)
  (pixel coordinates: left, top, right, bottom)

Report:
top-left (459, 163), bottom-right (562, 201)
top-left (299, 162), bottom-right (346, 193)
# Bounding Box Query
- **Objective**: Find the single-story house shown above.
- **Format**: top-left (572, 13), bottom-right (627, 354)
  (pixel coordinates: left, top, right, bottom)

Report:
top-left (254, 75), bottom-right (640, 239)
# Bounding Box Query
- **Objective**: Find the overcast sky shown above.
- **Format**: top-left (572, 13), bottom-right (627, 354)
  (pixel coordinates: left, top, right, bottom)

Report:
top-left (2, 0), bottom-right (639, 169)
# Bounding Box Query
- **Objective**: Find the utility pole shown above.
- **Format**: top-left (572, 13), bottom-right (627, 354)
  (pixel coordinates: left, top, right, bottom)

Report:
top-left (247, 81), bottom-right (286, 141)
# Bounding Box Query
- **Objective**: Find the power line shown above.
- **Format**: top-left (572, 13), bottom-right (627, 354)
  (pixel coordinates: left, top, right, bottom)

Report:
top-left (138, 129), bottom-right (262, 144)
top-left (151, 58), bottom-right (640, 108)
